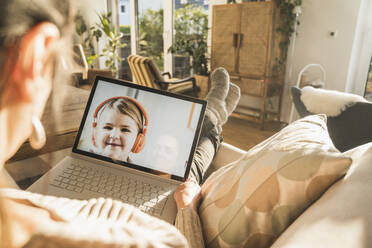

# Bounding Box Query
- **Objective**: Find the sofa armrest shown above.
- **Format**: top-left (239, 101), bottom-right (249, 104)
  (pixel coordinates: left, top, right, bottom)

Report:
top-left (202, 142), bottom-right (246, 182)
top-left (211, 142), bottom-right (246, 170)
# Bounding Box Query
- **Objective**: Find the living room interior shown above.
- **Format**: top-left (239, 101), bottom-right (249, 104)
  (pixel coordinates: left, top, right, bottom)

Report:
top-left (3, 0), bottom-right (372, 247)
top-left (8, 0), bottom-right (371, 159)
top-left (69, 0), bottom-right (372, 148)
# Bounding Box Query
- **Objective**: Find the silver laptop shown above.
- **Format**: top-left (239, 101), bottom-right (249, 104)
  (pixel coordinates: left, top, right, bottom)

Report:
top-left (28, 76), bottom-right (206, 223)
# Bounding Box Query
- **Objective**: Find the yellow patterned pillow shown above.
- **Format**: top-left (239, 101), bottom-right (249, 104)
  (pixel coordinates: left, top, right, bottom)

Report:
top-left (200, 115), bottom-right (352, 248)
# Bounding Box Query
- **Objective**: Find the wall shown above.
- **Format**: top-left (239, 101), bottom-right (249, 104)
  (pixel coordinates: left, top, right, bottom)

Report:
top-left (282, 0), bottom-right (364, 122)
top-left (348, 0), bottom-right (372, 96)
top-left (208, 0), bottom-right (368, 122)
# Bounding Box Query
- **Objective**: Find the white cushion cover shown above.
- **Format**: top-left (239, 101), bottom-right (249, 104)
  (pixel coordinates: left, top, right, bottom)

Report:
top-left (272, 143), bottom-right (372, 248)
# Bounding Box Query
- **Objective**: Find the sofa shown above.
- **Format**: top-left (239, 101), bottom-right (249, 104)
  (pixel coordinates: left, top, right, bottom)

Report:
top-left (188, 86), bottom-right (371, 248)
top-left (204, 139), bottom-right (372, 248)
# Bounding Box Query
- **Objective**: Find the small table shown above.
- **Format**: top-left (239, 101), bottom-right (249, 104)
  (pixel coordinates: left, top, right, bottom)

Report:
top-left (5, 148), bottom-right (72, 189)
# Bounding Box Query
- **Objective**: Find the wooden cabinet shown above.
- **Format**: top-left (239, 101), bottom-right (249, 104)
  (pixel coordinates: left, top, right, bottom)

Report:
top-left (211, 1), bottom-right (284, 128)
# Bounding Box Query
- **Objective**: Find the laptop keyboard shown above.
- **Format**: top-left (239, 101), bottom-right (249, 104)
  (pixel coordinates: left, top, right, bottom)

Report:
top-left (50, 159), bottom-right (171, 217)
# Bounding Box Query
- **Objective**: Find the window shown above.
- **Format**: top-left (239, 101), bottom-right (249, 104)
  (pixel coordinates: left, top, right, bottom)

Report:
top-left (117, 0), bottom-right (131, 79)
top-left (112, 0), bottom-right (209, 79)
top-left (173, 0), bottom-right (208, 77)
top-left (137, 0), bottom-right (164, 70)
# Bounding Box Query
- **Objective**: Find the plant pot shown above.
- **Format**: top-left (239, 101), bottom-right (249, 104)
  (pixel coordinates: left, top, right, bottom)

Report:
top-left (194, 74), bottom-right (209, 98)
top-left (87, 69), bottom-right (113, 85)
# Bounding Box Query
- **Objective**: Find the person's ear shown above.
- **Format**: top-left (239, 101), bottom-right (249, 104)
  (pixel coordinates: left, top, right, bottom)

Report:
top-left (8, 22), bottom-right (59, 102)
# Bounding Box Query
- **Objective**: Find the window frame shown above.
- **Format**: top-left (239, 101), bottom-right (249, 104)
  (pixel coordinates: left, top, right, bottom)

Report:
top-left (111, 0), bottom-right (174, 75)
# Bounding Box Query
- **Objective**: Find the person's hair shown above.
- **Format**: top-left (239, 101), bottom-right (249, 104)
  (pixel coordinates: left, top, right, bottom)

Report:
top-left (97, 98), bottom-right (144, 133)
top-left (0, 0), bottom-right (75, 98)
top-left (0, 0), bottom-right (75, 247)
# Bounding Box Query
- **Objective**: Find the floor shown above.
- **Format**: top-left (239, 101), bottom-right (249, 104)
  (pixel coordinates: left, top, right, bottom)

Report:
top-left (222, 115), bottom-right (283, 151)
top-left (196, 76), bottom-right (284, 151)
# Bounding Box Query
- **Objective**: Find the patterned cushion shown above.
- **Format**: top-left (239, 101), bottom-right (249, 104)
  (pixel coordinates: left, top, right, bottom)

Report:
top-left (200, 115), bottom-right (352, 248)
top-left (271, 143), bottom-right (372, 247)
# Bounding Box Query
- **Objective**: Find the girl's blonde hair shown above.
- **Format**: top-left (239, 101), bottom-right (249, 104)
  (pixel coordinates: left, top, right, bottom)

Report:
top-left (97, 98), bottom-right (144, 133)
top-left (0, 0), bottom-right (75, 246)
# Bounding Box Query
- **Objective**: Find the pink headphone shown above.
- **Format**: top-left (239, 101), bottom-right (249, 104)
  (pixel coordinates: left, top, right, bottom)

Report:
top-left (92, 96), bottom-right (148, 153)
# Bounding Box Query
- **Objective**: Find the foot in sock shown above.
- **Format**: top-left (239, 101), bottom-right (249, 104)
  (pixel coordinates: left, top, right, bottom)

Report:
top-left (206, 67), bottom-right (230, 100)
top-left (205, 68), bottom-right (230, 125)
top-left (205, 82), bottom-right (241, 132)
top-left (222, 83), bottom-right (241, 125)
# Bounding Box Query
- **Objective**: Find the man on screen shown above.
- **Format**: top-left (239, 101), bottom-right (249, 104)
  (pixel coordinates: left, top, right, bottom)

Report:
top-left (152, 134), bottom-right (180, 173)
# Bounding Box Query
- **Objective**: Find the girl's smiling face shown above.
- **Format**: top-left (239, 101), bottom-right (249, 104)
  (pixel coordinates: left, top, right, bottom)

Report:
top-left (94, 107), bottom-right (139, 161)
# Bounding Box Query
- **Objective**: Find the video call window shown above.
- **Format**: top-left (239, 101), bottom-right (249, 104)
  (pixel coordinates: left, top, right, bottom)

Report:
top-left (77, 80), bottom-right (203, 178)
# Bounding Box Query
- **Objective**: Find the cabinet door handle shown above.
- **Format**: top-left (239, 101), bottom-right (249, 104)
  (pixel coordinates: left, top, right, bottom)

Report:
top-left (233, 33), bottom-right (238, 47)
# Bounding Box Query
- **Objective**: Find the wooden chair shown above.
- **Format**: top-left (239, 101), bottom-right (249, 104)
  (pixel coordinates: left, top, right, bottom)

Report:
top-left (127, 54), bottom-right (199, 96)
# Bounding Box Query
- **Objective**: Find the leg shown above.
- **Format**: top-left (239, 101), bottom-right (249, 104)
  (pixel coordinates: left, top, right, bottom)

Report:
top-left (188, 114), bottom-right (222, 184)
top-left (188, 69), bottom-right (241, 184)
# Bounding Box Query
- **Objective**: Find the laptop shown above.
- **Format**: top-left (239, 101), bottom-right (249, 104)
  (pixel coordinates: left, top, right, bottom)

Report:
top-left (28, 76), bottom-right (206, 223)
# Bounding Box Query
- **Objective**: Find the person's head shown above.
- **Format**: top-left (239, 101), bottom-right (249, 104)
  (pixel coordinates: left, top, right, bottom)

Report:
top-left (92, 97), bottom-right (147, 161)
top-left (0, 0), bottom-right (74, 163)
top-left (0, 0), bottom-right (74, 246)
top-left (153, 135), bottom-right (180, 170)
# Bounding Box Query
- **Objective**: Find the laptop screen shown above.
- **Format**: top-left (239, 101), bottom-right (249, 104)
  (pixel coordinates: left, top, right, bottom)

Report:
top-left (73, 76), bottom-right (206, 181)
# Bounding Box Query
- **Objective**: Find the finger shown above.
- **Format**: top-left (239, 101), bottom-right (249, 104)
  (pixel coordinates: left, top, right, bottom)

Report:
top-left (186, 177), bottom-right (198, 184)
top-left (175, 184), bottom-right (186, 192)
top-left (193, 194), bottom-right (202, 209)
top-left (195, 190), bottom-right (202, 202)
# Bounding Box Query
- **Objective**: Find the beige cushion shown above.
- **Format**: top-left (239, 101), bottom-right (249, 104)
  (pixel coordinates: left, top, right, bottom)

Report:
top-left (271, 142), bottom-right (372, 248)
top-left (199, 115), bottom-right (352, 248)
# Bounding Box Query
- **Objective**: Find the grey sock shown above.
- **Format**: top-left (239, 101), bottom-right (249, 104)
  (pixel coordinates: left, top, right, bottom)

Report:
top-left (206, 67), bottom-right (230, 100)
top-left (205, 68), bottom-right (230, 124)
top-left (205, 109), bottom-right (222, 134)
top-left (223, 83), bottom-right (241, 124)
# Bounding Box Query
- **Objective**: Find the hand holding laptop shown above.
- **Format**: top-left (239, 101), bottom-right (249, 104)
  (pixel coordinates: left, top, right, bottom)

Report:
top-left (174, 178), bottom-right (201, 211)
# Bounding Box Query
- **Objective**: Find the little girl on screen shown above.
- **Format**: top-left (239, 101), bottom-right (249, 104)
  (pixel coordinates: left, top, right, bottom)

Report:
top-left (91, 97), bottom-right (148, 162)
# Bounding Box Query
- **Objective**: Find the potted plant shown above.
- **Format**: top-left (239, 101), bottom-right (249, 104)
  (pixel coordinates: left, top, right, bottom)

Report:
top-left (92, 12), bottom-right (126, 77)
top-left (168, 4), bottom-right (209, 96)
top-left (273, 0), bottom-right (303, 75)
top-left (74, 12), bottom-right (126, 85)
top-left (74, 12), bottom-right (98, 66)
